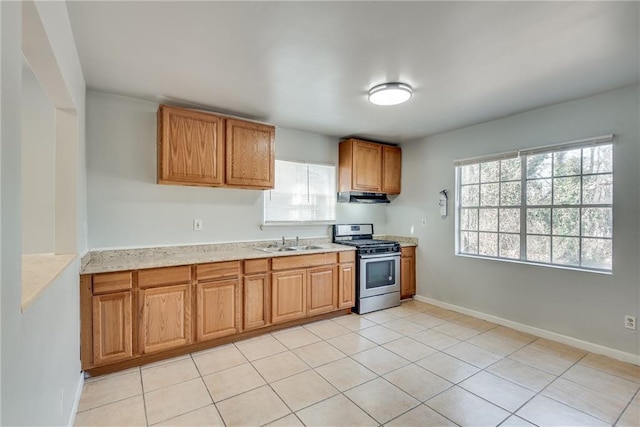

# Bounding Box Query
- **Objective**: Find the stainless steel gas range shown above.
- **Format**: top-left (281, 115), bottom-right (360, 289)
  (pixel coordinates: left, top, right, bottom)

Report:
top-left (332, 224), bottom-right (401, 314)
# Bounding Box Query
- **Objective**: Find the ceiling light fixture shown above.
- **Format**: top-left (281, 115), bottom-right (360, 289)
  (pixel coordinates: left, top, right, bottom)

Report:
top-left (368, 82), bottom-right (412, 106)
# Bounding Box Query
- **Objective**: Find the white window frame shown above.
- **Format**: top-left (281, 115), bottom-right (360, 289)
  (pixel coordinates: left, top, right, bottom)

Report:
top-left (263, 160), bottom-right (336, 225)
top-left (455, 134), bottom-right (614, 273)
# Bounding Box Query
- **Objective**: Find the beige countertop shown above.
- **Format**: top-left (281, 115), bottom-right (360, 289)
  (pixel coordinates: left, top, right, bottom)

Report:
top-left (81, 236), bottom-right (418, 275)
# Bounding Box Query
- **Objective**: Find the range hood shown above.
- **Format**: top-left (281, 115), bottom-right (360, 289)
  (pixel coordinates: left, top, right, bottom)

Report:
top-left (337, 192), bottom-right (390, 204)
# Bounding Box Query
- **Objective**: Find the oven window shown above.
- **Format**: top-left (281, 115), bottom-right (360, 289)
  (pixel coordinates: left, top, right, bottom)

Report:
top-left (365, 260), bottom-right (396, 289)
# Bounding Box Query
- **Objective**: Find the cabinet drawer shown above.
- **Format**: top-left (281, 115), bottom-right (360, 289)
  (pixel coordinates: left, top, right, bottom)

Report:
top-left (339, 251), bottom-right (355, 263)
top-left (197, 261), bottom-right (240, 281)
top-left (244, 258), bottom-right (269, 275)
top-left (93, 271), bottom-right (132, 294)
top-left (138, 266), bottom-right (191, 288)
top-left (272, 253), bottom-right (338, 271)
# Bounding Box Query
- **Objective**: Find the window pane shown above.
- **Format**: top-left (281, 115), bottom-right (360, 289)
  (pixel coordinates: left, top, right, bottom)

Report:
top-left (553, 177), bottom-right (580, 205)
top-left (461, 208), bottom-right (478, 231)
top-left (554, 149), bottom-right (581, 176)
top-left (480, 183), bottom-right (499, 206)
top-left (265, 161), bottom-right (335, 223)
top-left (582, 238), bottom-right (612, 269)
top-left (526, 179), bottom-right (552, 205)
top-left (499, 234), bottom-right (520, 259)
top-left (583, 175), bottom-right (612, 204)
top-left (499, 208), bottom-right (520, 233)
top-left (480, 161), bottom-right (500, 183)
top-left (552, 237), bottom-right (580, 266)
top-left (500, 182), bottom-right (521, 206)
top-left (461, 164), bottom-right (480, 184)
top-left (552, 208), bottom-right (580, 236)
top-left (527, 153), bottom-right (552, 178)
top-left (583, 145), bottom-right (612, 174)
top-left (479, 232), bottom-right (498, 256)
top-left (500, 158), bottom-right (521, 181)
top-left (461, 185), bottom-right (479, 207)
top-left (460, 231), bottom-right (478, 254)
top-left (527, 208), bottom-right (551, 235)
top-left (582, 207), bottom-right (612, 238)
top-left (527, 236), bottom-right (551, 263)
top-left (479, 208), bottom-right (498, 232)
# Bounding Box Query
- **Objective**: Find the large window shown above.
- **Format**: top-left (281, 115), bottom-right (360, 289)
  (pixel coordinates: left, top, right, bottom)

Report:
top-left (264, 160), bottom-right (336, 224)
top-left (456, 135), bottom-right (613, 272)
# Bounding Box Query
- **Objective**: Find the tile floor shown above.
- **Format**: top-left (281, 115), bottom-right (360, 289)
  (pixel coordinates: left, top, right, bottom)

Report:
top-left (74, 300), bottom-right (640, 426)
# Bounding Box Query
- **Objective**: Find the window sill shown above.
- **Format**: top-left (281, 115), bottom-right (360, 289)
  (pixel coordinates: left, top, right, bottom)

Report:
top-left (22, 253), bottom-right (76, 312)
top-left (455, 252), bottom-right (612, 275)
top-left (260, 222), bottom-right (335, 230)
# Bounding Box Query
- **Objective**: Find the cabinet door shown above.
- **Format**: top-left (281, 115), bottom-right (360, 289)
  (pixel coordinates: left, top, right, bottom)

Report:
top-left (400, 247), bottom-right (416, 299)
top-left (382, 145), bottom-right (402, 195)
top-left (271, 269), bottom-right (306, 324)
top-left (139, 284), bottom-right (191, 354)
top-left (225, 119), bottom-right (275, 189)
top-left (307, 266), bottom-right (338, 316)
top-left (196, 279), bottom-right (239, 341)
top-left (338, 263), bottom-right (355, 309)
top-left (244, 273), bottom-right (270, 330)
top-left (158, 105), bottom-right (224, 186)
top-left (93, 292), bottom-right (133, 366)
top-left (352, 140), bottom-right (382, 192)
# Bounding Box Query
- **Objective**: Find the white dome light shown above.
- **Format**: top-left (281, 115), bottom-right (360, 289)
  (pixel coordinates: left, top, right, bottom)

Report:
top-left (368, 82), bottom-right (412, 106)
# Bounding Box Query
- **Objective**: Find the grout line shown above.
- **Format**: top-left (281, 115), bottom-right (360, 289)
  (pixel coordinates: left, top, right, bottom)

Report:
top-left (189, 353), bottom-right (227, 427)
top-left (613, 387), bottom-right (640, 426)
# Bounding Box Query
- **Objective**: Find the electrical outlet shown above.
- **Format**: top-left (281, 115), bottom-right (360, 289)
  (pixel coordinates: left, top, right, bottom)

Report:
top-left (624, 315), bottom-right (636, 330)
top-left (420, 218), bottom-right (427, 227)
top-left (193, 219), bottom-right (203, 231)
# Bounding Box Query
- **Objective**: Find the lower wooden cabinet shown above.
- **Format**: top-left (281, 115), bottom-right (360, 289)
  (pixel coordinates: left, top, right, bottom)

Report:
top-left (307, 266), bottom-right (338, 316)
top-left (338, 262), bottom-right (355, 309)
top-left (139, 284), bottom-right (191, 354)
top-left (271, 269), bottom-right (307, 324)
top-left (81, 250), bottom-right (360, 372)
top-left (92, 291), bottom-right (133, 366)
top-left (400, 247), bottom-right (416, 299)
top-left (196, 278), bottom-right (240, 341)
top-left (244, 273), bottom-right (270, 330)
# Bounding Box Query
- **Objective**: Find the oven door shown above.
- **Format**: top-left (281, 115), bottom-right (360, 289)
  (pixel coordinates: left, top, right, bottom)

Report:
top-left (359, 253), bottom-right (400, 298)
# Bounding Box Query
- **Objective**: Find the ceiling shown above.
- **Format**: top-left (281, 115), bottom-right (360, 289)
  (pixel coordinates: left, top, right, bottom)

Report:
top-left (67, 1), bottom-right (639, 143)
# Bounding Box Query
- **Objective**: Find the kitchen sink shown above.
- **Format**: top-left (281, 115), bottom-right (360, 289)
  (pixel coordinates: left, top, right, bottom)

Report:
top-left (288, 245), bottom-right (325, 250)
top-left (254, 246), bottom-right (298, 253)
top-left (253, 244), bottom-right (327, 253)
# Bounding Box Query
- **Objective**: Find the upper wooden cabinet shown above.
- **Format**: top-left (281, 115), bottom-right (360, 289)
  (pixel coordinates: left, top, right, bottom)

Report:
top-left (157, 105), bottom-right (275, 189)
top-left (338, 138), bottom-right (401, 195)
top-left (382, 145), bottom-right (402, 194)
top-left (157, 105), bottom-right (225, 186)
top-left (226, 119), bottom-right (275, 189)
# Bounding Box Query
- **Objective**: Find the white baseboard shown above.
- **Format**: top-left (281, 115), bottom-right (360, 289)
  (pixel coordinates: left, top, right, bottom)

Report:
top-left (413, 295), bottom-right (640, 366)
top-left (67, 372), bottom-right (84, 427)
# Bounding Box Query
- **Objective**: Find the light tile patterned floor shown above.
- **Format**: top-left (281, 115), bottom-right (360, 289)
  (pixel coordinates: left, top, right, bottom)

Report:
top-left (74, 300), bottom-right (640, 426)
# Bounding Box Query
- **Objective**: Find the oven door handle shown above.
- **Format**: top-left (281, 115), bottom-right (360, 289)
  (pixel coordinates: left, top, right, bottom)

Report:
top-left (359, 252), bottom-right (400, 260)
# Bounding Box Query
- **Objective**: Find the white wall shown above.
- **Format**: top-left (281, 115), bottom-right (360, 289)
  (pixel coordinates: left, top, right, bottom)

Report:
top-left (1, 1), bottom-right (86, 425)
top-left (86, 91), bottom-right (386, 249)
top-left (388, 85), bottom-right (640, 356)
top-left (21, 61), bottom-right (55, 254)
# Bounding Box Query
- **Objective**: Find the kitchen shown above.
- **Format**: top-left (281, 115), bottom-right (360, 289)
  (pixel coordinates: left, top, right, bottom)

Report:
top-left (1, 1), bottom-right (639, 426)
